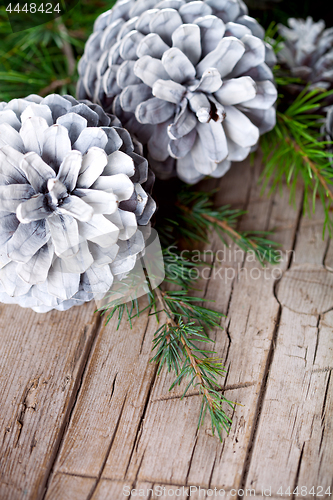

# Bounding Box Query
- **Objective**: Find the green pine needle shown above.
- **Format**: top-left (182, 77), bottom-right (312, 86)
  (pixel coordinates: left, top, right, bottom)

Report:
top-left (171, 189), bottom-right (281, 265)
top-left (260, 87), bottom-right (333, 236)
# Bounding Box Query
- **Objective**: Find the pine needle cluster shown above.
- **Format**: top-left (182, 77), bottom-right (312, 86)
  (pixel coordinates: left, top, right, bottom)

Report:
top-left (261, 85), bottom-right (333, 235)
top-left (0, 0), bottom-right (116, 100)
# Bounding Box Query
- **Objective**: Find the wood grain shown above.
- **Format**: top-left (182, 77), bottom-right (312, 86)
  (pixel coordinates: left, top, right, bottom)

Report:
top-left (44, 306), bottom-right (161, 498)
top-left (1, 153), bottom-right (332, 500)
top-left (0, 303), bottom-right (100, 500)
top-left (120, 158), bottom-right (301, 490)
top-left (244, 202), bottom-right (333, 495)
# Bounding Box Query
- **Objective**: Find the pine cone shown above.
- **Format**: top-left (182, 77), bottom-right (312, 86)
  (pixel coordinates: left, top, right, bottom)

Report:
top-left (0, 94), bottom-right (156, 313)
top-left (278, 17), bottom-right (333, 90)
top-left (77, 0), bottom-right (277, 183)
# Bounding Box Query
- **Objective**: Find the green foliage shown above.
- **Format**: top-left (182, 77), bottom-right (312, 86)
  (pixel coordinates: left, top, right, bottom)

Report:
top-left (101, 244), bottom-right (235, 440)
top-left (164, 189), bottom-right (281, 265)
top-left (261, 86), bottom-right (333, 236)
top-left (151, 317), bottom-right (234, 438)
top-left (0, 1), bottom-right (116, 101)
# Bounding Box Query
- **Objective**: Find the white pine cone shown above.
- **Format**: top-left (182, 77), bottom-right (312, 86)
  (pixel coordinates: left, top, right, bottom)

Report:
top-left (0, 94), bottom-right (156, 313)
top-left (278, 17), bottom-right (333, 90)
top-left (77, 0), bottom-right (277, 183)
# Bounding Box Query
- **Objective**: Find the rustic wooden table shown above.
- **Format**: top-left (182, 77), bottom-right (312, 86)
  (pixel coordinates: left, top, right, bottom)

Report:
top-left (0, 156), bottom-right (332, 500)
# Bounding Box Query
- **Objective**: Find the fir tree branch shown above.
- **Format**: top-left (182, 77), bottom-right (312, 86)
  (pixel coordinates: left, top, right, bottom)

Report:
top-left (285, 136), bottom-right (333, 202)
top-left (154, 286), bottom-right (213, 402)
top-left (260, 87), bottom-right (333, 235)
top-left (152, 285), bottom-right (234, 439)
top-left (173, 191), bottom-right (281, 265)
top-left (100, 245), bottom-right (235, 439)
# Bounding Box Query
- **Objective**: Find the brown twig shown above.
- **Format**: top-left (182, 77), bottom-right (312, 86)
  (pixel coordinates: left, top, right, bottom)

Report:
top-left (55, 18), bottom-right (76, 76)
top-left (154, 287), bottom-right (215, 408)
top-left (178, 203), bottom-right (258, 250)
top-left (287, 138), bottom-right (333, 202)
top-left (39, 78), bottom-right (71, 96)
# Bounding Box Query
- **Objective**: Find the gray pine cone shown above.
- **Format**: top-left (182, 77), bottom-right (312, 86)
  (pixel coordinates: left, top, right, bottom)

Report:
top-left (278, 17), bottom-right (333, 90)
top-left (77, 0), bottom-right (277, 183)
top-left (0, 94), bottom-right (156, 313)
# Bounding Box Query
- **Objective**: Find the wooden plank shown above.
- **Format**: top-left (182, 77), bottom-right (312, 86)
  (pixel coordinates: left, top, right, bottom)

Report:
top-left (244, 202), bottom-right (333, 494)
top-left (44, 306), bottom-right (159, 496)
top-left (0, 302), bottom-right (99, 500)
top-left (117, 156), bottom-right (304, 489)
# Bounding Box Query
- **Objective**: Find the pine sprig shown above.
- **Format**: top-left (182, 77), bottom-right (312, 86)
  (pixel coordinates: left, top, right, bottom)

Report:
top-left (261, 87), bottom-right (333, 235)
top-left (100, 243), bottom-right (235, 439)
top-left (100, 184), bottom-right (284, 438)
top-left (152, 287), bottom-right (234, 439)
top-left (173, 190), bottom-right (281, 265)
top-left (0, 1), bottom-right (117, 101)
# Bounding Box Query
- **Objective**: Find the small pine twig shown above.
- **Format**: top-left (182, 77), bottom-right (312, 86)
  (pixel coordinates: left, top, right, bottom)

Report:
top-left (39, 77), bottom-right (71, 96)
top-left (101, 247), bottom-right (234, 439)
top-left (261, 86), bottom-right (333, 235)
top-left (173, 191), bottom-right (281, 265)
top-left (181, 205), bottom-right (261, 252)
top-left (286, 137), bottom-right (333, 202)
top-left (154, 287), bottom-right (216, 410)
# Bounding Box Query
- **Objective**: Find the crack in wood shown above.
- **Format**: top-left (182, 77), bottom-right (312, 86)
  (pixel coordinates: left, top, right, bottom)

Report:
top-left (237, 303), bottom-right (282, 499)
top-left (292, 442), bottom-right (305, 500)
top-left (124, 361), bottom-right (159, 479)
top-left (313, 316), bottom-right (321, 365)
top-left (29, 432), bottom-right (37, 456)
top-left (287, 190), bottom-right (305, 270)
top-left (86, 392), bottom-right (128, 500)
top-left (322, 238), bottom-right (331, 267)
top-left (321, 369), bottom-right (331, 421)
top-left (55, 471), bottom-right (96, 479)
top-left (108, 372), bottom-right (118, 405)
top-left (208, 454), bottom-right (218, 489)
top-left (15, 376), bottom-right (40, 448)
top-left (139, 320), bottom-right (151, 356)
top-left (151, 381), bottom-right (256, 402)
top-left (185, 434), bottom-right (198, 485)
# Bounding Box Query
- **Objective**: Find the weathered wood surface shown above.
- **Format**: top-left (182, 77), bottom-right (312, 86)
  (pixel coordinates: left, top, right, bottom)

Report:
top-left (0, 156), bottom-right (332, 500)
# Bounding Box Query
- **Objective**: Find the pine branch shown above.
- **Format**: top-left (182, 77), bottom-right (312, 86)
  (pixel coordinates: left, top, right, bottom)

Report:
top-left (285, 137), bottom-right (333, 202)
top-left (173, 190), bottom-right (281, 265)
top-left (100, 183), bottom-right (283, 438)
top-left (260, 87), bottom-right (333, 235)
top-left (0, 1), bottom-right (117, 101)
top-left (100, 245), bottom-right (235, 439)
top-left (152, 286), bottom-right (234, 439)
